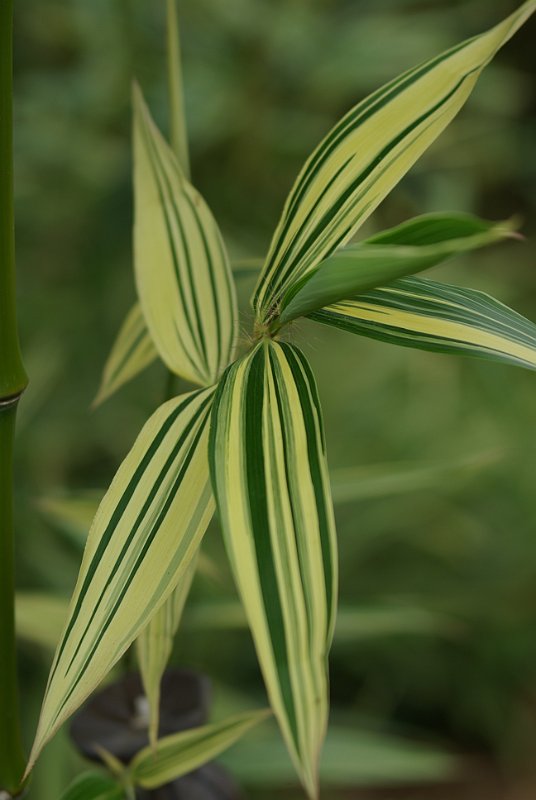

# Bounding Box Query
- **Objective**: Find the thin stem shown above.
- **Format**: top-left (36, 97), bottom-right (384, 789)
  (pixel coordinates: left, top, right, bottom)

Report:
top-left (164, 0), bottom-right (187, 399)
top-left (166, 0), bottom-right (190, 176)
top-left (0, 0), bottom-right (28, 791)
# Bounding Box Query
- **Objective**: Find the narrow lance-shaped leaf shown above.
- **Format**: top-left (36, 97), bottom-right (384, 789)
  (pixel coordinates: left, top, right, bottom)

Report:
top-left (136, 549), bottom-right (198, 746)
top-left (253, 1), bottom-right (535, 323)
top-left (93, 304), bottom-right (158, 407)
top-left (309, 276), bottom-right (536, 371)
top-left (59, 771), bottom-right (124, 800)
top-left (133, 84), bottom-right (237, 386)
top-left (209, 341), bottom-right (338, 798)
top-left (277, 213), bottom-right (517, 324)
top-left (130, 709), bottom-right (270, 789)
top-left (94, 253), bottom-right (260, 405)
top-left (27, 388), bottom-right (215, 774)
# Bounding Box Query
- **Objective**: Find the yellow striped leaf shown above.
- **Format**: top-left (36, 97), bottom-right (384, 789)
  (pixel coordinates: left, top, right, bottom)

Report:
top-left (130, 709), bottom-right (270, 789)
top-left (209, 341), bottom-right (338, 798)
top-left (277, 213), bottom-right (517, 324)
top-left (253, 1), bottom-right (535, 324)
top-left (136, 550), bottom-right (198, 747)
top-left (93, 257), bottom-right (261, 406)
top-left (93, 304), bottom-right (158, 407)
top-left (27, 388), bottom-right (215, 773)
top-left (133, 85), bottom-right (237, 386)
top-left (309, 276), bottom-right (536, 370)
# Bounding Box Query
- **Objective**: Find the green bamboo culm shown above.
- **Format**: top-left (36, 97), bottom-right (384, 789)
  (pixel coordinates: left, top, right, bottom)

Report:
top-left (0, 0), bottom-right (28, 793)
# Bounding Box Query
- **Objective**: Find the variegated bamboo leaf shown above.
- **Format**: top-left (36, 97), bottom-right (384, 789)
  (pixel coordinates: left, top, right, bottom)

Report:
top-left (253, 1), bottom-right (535, 323)
top-left (209, 341), bottom-right (338, 798)
top-left (309, 276), bottom-right (536, 370)
top-left (133, 84), bottom-right (237, 385)
top-left (136, 550), bottom-right (198, 746)
top-left (94, 253), bottom-right (261, 406)
top-left (131, 709), bottom-right (270, 789)
top-left (93, 304), bottom-right (158, 407)
top-left (27, 388), bottom-right (215, 774)
top-left (277, 213), bottom-right (517, 324)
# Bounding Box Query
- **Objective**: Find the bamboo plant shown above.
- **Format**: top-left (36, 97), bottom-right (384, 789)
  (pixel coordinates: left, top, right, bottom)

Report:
top-left (3, 1), bottom-right (536, 798)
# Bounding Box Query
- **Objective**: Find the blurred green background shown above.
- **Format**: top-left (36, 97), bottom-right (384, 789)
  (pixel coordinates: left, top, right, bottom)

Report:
top-left (11, 0), bottom-right (536, 797)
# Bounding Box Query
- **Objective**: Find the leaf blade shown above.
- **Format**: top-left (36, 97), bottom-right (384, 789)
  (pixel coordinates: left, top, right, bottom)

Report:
top-left (136, 550), bottom-right (198, 746)
top-left (278, 213), bottom-right (516, 323)
top-left (253, 1), bottom-right (535, 322)
top-left (133, 85), bottom-right (237, 385)
top-left (93, 303), bottom-right (158, 407)
top-left (309, 276), bottom-right (536, 371)
top-left (27, 388), bottom-right (215, 773)
top-left (59, 772), bottom-right (124, 800)
top-left (131, 709), bottom-right (270, 788)
top-left (209, 341), bottom-right (337, 797)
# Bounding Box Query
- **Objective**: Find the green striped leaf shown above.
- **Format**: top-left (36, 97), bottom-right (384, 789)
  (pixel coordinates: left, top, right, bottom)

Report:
top-left (209, 341), bottom-right (337, 798)
top-left (136, 551), bottom-right (198, 746)
top-left (93, 304), bottom-right (157, 407)
top-left (130, 709), bottom-right (270, 789)
top-left (277, 213), bottom-right (516, 324)
top-left (133, 84), bottom-right (237, 386)
top-left (59, 772), bottom-right (124, 800)
top-left (27, 388), bottom-right (215, 774)
top-left (309, 276), bottom-right (536, 371)
top-left (253, 1), bottom-right (535, 324)
top-left (94, 253), bottom-right (261, 406)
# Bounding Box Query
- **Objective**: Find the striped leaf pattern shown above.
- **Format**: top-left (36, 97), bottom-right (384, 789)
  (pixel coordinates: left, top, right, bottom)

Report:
top-left (27, 388), bottom-right (215, 773)
top-left (253, 1), bottom-right (535, 324)
top-left (94, 304), bottom-right (157, 407)
top-left (209, 341), bottom-right (337, 798)
top-left (278, 213), bottom-right (515, 324)
top-left (309, 276), bottom-right (536, 371)
top-left (136, 550), bottom-right (198, 746)
top-left (133, 84), bottom-right (237, 385)
top-left (130, 709), bottom-right (270, 789)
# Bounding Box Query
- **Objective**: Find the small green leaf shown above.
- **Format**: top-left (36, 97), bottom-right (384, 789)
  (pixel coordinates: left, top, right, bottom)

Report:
top-left (131, 709), bottom-right (270, 789)
top-left (278, 214), bottom-right (517, 324)
top-left (59, 771), bottom-right (124, 800)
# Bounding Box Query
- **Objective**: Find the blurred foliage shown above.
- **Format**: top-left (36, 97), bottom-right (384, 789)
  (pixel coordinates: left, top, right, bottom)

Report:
top-left (11, 0), bottom-right (536, 797)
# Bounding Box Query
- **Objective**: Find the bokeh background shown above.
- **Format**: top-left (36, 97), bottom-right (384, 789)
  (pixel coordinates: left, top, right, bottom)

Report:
top-left (11, 0), bottom-right (536, 797)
